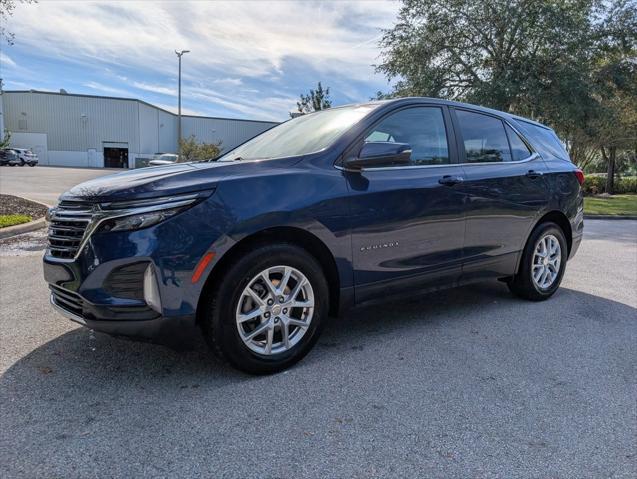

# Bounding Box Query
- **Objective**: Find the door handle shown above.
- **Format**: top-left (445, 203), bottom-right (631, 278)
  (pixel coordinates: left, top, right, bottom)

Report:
top-left (439, 175), bottom-right (464, 186)
top-left (526, 170), bottom-right (544, 179)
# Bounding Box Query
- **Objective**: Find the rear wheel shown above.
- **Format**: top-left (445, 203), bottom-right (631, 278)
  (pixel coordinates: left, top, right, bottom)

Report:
top-left (200, 243), bottom-right (329, 374)
top-left (508, 222), bottom-right (567, 301)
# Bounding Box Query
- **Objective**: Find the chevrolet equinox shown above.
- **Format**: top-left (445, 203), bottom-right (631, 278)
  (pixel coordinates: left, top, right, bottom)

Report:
top-left (44, 98), bottom-right (584, 373)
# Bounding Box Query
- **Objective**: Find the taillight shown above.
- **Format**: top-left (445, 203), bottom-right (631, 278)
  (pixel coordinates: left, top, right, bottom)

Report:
top-left (574, 169), bottom-right (585, 186)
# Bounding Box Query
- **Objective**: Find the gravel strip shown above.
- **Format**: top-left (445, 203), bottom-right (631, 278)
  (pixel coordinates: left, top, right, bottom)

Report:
top-left (0, 194), bottom-right (49, 218)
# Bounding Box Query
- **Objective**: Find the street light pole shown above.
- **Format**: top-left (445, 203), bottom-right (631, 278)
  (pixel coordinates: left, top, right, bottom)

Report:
top-left (175, 49), bottom-right (190, 160)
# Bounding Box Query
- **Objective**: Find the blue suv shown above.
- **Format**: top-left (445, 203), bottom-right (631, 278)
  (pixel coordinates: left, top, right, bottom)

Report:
top-left (44, 98), bottom-right (584, 373)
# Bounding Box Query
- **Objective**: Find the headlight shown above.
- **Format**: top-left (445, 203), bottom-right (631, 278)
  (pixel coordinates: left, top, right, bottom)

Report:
top-left (100, 207), bottom-right (183, 232)
top-left (97, 190), bottom-right (213, 233)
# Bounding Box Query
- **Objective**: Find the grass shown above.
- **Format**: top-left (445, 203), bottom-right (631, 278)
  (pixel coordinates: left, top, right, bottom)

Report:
top-left (584, 194), bottom-right (637, 216)
top-left (0, 214), bottom-right (33, 229)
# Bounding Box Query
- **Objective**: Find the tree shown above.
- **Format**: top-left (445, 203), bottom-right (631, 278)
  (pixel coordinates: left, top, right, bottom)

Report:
top-left (377, 0), bottom-right (637, 192)
top-left (1, 0), bottom-right (36, 45)
top-left (178, 135), bottom-right (222, 162)
top-left (588, 0), bottom-right (637, 193)
top-left (0, 129), bottom-right (10, 149)
top-left (295, 82), bottom-right (332, 115)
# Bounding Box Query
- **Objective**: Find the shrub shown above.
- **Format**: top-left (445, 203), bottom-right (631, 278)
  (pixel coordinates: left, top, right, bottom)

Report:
top-left (615, 177), bottom-right (637, 194)
top-left (581, 175), bottom-right (637, 195)
top-left (582, 176), bottom-right (605, 195)
top-left (0, 214), bottom-right (31, 228)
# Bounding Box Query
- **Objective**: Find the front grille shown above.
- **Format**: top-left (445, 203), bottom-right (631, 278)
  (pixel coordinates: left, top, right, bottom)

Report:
top-left (50, 285), bottom-right (84, 317)
top-left (48, 200), bottom-right (95, 259)
top-left (103, 262), bottom-right (148, 300)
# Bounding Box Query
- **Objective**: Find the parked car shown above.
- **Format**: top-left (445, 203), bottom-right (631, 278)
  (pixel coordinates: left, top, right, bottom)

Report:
top-left (11, 148), bottom-right (39, 166)
top-left (0, 149), bottom-right (21, 166)
top-left (149, 153), bottom-right (179, 166)
top-left (43, 98), bottom-right (584, 374)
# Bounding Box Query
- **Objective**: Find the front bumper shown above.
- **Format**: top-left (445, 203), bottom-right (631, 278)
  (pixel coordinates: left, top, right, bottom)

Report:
top-left (49, 293), bottom-right (197, 343)
top-left (43, 197), bottom-right (226, 342)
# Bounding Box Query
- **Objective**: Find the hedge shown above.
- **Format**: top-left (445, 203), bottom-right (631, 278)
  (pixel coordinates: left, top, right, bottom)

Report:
top-left (582, 176), bottom-right (637, 195)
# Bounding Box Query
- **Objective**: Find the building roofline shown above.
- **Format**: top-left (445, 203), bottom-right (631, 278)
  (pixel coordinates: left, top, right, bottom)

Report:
top-left (2, 89), bottom-right (279, 125)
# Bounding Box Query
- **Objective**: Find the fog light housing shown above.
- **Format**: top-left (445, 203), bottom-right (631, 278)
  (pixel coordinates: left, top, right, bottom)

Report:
top-left (143, 264), bottom-right (162, 313)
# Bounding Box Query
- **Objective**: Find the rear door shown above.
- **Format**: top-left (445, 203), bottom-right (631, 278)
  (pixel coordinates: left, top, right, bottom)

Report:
top-left (450, 108), bottom-right (549, 280)
top-left (344, 105), bottom-right (468, 303)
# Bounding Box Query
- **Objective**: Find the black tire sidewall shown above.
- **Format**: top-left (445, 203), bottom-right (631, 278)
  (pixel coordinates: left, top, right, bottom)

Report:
top-left (520, 222), bottom-right (568, 299)
top-left (208, 244), bottom-right (328, 374)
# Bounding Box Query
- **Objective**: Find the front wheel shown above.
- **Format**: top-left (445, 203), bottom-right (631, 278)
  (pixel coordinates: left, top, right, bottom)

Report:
top-left (508, 222), bottom-right (568, 301)
top-left (200, 243), bottom-right (329, 374)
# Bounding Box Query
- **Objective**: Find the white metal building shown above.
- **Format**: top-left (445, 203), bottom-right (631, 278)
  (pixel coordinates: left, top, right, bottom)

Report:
top-left (0, 90), bottom-right (278, 168)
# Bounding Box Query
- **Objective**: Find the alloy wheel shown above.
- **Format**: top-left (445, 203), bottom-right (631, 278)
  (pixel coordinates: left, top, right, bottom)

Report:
top-left (235, 265), bottom-right (314, 355)
top-left (531, 234), bottom-right (561, 290)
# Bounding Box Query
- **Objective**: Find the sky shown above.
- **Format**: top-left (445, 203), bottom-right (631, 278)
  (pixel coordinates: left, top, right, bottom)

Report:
top-left (0, 0), bottom-right (400, 122)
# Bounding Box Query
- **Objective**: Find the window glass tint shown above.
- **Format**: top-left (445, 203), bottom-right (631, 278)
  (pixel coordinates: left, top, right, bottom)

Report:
top-left (218, 105), bottom-right (378, 161)
top-left (505, 124), bottom-right (532, 161)
top-left (456, 110), bottom-right (511, 163)
top-left (364, 107), bottom-right (449, 165)
top-left (513, 120), bottom-right (570, 161)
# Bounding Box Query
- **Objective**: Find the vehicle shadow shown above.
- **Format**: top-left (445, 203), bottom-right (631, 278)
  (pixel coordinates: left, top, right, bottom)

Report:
top-left (1, 281), bottom-right (635, 476)
top-left (1, 281), bottom-right (634, 391)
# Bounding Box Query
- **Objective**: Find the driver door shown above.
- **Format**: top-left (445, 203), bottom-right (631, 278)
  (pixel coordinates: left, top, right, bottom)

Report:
top-left (344, 105), bottom-right (468, 304)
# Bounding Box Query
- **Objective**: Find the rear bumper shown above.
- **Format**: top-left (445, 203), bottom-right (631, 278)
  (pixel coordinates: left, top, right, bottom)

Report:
top-left (569, 231), bottom-right (583, 259)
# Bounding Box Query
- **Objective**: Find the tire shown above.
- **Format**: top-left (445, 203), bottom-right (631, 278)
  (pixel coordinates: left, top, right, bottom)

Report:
top-left (28, 163), bottom-right (36, 167)
top-left (200, 243), bottom-right (329, 374)
top-left (19, 160), bottom-right (25, 166)
top-left (508, 222), bottom-right (568, 301)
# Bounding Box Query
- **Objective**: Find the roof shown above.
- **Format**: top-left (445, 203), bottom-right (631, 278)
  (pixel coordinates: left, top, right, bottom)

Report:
top-left (2, 89), bottom-right (280, 125)
top-left (340, 97), bottom-right (551, 130)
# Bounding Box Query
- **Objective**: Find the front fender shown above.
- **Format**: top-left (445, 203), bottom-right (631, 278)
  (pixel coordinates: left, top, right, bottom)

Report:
top-left (190, 167), bottom-right (353, 302)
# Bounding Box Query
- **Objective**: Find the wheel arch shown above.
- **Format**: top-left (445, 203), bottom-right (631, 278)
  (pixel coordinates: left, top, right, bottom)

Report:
top-left (196, 226), bottom-right (341, 322)
top-left (515, 210), bottom-right (573, 274)
top-left (535, 210), bottom-right (573, 256)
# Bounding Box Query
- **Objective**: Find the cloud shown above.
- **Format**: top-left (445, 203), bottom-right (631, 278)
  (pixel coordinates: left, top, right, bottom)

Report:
top-left (213, 78), bottom-right (243, 86)
top-left (83, 82), bottom-right (134, 97)
top-left (0, 51), bottom-right (16, 68)
top-left (8, 1), bottom-right (400, 120)
top-left (132, 82), bottom-right (177, 96)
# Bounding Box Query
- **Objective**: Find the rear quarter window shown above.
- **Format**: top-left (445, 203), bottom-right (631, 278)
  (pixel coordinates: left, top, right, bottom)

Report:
top-left (512, 119), bottom-right (570, 162)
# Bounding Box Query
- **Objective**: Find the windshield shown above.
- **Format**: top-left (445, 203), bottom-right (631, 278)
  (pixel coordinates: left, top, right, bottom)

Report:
top-left (218, 104), bottom-right (378, 161)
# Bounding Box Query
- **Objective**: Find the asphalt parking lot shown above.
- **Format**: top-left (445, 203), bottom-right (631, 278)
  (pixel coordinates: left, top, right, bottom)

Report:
top-left (0, 165), bottom-right (113, 206)
top-left (1, 167), bottom-right (636, 478)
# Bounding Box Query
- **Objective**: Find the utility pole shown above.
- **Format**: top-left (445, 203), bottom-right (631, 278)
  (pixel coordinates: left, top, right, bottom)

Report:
top-left (175, 50), bottom-right (190, 160)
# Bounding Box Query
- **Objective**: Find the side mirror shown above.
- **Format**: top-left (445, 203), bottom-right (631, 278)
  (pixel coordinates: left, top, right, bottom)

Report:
top-left (343, 142), bottom-right (412, 171)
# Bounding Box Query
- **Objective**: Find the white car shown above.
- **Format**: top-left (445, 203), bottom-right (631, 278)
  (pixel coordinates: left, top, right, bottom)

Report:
top-left (149, 153), bottom-right (178, 166)
top-left (11, 148), bottom-right (39, 166)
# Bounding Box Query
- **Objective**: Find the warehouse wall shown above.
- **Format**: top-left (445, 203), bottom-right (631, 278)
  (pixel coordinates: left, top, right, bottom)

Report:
top-left (3, 91), bottom-right (140, 153)
top-left (2, 91), bottom-right (278, 168)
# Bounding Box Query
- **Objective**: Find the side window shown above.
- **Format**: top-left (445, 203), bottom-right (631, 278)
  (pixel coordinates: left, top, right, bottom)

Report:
top-left (513, 120), bottom-right (570, 161)
top-left (456, 110), bottom-right (511, 163)
top-left (505, 124), bottom-right (532, 161)
top-left (364, 107), bottom-right (450, 166)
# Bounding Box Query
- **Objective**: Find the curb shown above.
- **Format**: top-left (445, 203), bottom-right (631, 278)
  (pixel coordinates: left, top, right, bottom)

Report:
top-left (584, 215), bottom-right (637, 220)
top-left (0, 216), bottom-right (47, 239)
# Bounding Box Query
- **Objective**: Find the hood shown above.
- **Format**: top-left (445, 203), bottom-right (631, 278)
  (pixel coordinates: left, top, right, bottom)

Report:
top-left (61, 157), bottom-right (302, 202)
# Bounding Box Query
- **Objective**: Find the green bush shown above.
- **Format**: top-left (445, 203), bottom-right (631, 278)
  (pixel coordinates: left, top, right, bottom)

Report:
top-left (0, 214), bottom-right (32, 228)
top-left (615, 177), bottom-right (637, 194)
top-left (582, 176), bottom-right (606, 195)
top-left (581, 175), bottom-right (637, 195)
